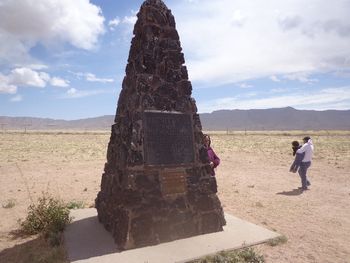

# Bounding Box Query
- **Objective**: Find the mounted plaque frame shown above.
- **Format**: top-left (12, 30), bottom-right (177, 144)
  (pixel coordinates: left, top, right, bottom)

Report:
top-left (159, 169), bottom-right (187, 197)
top-left (143, 110), bottom-right (195, 166)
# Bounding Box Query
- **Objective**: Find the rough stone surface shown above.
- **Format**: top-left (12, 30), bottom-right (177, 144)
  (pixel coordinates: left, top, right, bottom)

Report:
top-left (95, 0), bottom-right (226, 250)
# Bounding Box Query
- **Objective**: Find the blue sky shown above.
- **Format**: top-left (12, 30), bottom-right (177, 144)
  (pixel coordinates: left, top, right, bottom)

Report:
top-left (0, 0), bottom-right (350, 120)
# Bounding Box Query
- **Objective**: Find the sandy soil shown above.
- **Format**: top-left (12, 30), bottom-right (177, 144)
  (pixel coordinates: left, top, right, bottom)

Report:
top-left (0, 131), bottom-right (349, 263)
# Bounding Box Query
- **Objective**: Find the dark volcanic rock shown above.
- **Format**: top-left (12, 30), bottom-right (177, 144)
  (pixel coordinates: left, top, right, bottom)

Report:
top-left (95, 0), bottom-right (225, 250)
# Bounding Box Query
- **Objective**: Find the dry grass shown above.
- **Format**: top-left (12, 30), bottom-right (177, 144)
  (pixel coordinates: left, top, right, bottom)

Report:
top-left (209, 132), bottom-right (350, 169)
top-left (0, 130), bottom-right (349, 262)
top-left (0, 132), bottom-right (108, 163)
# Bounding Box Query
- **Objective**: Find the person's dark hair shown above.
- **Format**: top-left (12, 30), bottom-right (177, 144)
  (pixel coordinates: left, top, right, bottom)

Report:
top-left (292, 141), bottom-right (299, 147)
top-left (292, 140), bottom-right (300, 156)
top-left (203, 134), bottom-right (211, 147)
top-left (303, 136), bottom-right (311, 143)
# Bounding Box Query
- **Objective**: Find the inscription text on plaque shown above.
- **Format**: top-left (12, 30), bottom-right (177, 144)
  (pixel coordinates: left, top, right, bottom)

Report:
top-left (160, 170), bottom-right (187, 196)
top-left (143, 111), bottom-right (194, 165)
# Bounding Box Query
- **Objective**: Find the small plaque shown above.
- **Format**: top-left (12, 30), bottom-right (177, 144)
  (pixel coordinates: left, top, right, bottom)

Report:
top-left (160, 170), bottom-right (187, 196)
top-left (143, 111), bottom-right (194, 165)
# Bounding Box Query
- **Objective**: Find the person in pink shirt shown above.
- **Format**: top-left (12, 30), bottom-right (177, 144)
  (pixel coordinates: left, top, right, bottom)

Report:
top-left (203, 134), bottom-right (220, 176)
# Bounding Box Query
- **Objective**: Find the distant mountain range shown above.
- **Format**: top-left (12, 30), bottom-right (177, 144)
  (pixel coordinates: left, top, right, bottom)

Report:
top-left (200, 107), bottom-right (350, 130)
top-left (1, 107), bottom-right (349, 131)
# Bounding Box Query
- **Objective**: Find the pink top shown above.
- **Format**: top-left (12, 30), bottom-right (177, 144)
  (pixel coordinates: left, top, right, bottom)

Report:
top-left (207, 146), bottom-right (220, 176)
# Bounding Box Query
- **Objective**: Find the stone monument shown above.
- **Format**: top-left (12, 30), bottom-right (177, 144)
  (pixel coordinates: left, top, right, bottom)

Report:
top-left (96, 0), bottom-right (226, 250)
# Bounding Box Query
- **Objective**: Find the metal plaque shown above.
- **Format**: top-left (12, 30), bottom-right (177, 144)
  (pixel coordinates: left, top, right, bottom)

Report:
top-left (143, 111), bottom-right (194, 165)
top-left (160, 170), bottom-right (187, 196)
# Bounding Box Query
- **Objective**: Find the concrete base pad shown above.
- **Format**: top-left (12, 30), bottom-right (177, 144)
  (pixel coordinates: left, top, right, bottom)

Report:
top-left (64, 209), bottom-right (279, 263)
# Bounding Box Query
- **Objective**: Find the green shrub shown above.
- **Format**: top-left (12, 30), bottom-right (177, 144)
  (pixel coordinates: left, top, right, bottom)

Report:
top-left (66, 200), bottom-right (85, 209)
top-left (189, 247), bottom-right (265, 263)
top-left (2, 199), bottom-right (16, 209)
top-left (238, 248), bottom-right (265, 263)
top-left (267, 235), bottom-right (288, 246)
top-left (21, 194), bottom-right (71, 245)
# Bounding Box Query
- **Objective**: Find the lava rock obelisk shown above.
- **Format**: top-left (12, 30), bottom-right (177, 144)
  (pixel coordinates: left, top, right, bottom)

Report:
top-left (96, 0), bottom-right (226, 250)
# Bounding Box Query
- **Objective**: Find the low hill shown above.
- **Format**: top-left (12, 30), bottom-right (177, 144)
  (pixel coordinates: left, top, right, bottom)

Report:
top-left (0, 107), bottom-right (349, 131)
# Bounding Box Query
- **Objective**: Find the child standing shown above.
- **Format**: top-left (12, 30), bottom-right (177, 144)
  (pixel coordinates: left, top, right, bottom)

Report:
top-left (289, 141), bottom-right (304, 173)
top-left (203, 134), bottom-right (220, 176)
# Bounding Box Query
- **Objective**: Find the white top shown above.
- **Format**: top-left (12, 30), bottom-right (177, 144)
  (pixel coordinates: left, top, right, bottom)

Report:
top-left (297, 140), bottom-right (314, 162)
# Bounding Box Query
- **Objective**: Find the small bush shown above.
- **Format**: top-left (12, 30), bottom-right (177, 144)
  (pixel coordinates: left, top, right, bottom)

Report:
top-left (238, 248), bottom-right (265, 263)
top-left (189, 247), bottom-right (265, 263)
top-left (2, 199), bottom-right (16, 209)
top-left (267, 235), bottom-right (288, 246)
top-left (66, 201), bottom-right (85, 209)
top-left (21, 194), bottom-right (71, 245)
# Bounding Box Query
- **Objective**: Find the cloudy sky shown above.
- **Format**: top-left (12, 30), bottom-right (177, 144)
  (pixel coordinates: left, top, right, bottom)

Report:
top-left (1, 0), bottom-right (350, 119)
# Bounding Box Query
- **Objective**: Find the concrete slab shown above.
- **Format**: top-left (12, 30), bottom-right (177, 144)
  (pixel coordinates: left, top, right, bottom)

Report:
top-left (64, 209), bottom-right (280, 263)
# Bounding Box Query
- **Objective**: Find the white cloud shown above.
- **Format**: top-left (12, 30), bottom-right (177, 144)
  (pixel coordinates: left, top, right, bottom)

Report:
top-left (231, 10), bottom-right (246, 27)
top-left (67, 88), bottom-right (77, 95)
top-left (270, 75), bottom-right (281, 82)
top-left (237, 83), bottom-right (253, 89)
top-left (85, 73), bottom-right (114, 83)
top-left (10, 95), bottom-right (23, 102)
top-left (334, 70), bottom-right (350, 78)
top-left (63, 88), bottom-right (108, 99)
top-left (270, 88), bottom-right (288, 93)
top-left (1, 67), bottom-right (71, 92)
top-left (122, 15), bottom-right (137, 25)
top-left (0, 73), bottom-right (17, 94)
top-left (74, 72), bottom-right (114, 83)
top-left (39, 72), bottom-right (51, 82)
top-left (29, 64), bottom-right (48, 70)
top-left (0, 85), bottom-right (17, 94)
top-left (50, 77), bottom-right (70, 87)
top-left (198, 86), bottom-right (350, 112)
top-left (278, 15), bottom-right (303, 31)
top-left (0, 0), bottom-right (105, 65)
top-left (109, 17), bottom-right (121, 30)
top-left (10, 67), bottom-right (47, 88)
top-left (172, 0), bottom-right (350, 85)
top-left (14, 64), bottom-right (48, 70)
top-left (284, 72), bottom-right (318, 83)
top-left (244, 92), bottom-right (258, 98)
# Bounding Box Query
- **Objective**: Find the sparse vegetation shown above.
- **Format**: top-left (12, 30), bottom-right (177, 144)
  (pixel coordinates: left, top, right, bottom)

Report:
top-left (66, 200), bottom-right (85, 209)
top-left (255, 202), bottom-right (264, 208)
top-left (188, 248), bottom-right (265, 263)
top-left (2, 199), bottom-right (16, 209)
top-left (20, 194), bottom-right (71, 246)
top-left (1, 131), bottom-right (349, 263)
top-left (267, 235), bottom-right (288, 246)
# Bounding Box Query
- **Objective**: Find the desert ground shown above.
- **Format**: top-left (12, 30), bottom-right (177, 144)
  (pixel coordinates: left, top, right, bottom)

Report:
top-left (0, 130), bottom-right (349, 262)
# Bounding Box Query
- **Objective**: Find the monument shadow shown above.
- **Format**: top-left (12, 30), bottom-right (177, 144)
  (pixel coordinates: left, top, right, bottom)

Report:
top-left (65, 215), bottom-right (118, 261)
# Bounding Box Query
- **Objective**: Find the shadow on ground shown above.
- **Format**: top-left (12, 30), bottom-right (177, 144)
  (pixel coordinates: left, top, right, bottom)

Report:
top-left (0, 236), bottom-right (68, 263)
top-left (64, 215), bottom-right (118, 261)
top-left (276, 189), bottom-right (304, 196)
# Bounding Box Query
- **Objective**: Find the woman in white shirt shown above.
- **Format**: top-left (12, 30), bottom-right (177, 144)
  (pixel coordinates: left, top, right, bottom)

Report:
top-left (296, 136), bottom-right (314, 190)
